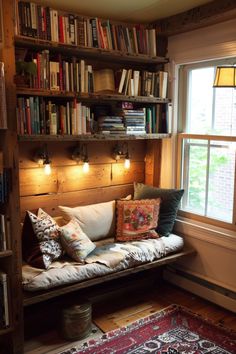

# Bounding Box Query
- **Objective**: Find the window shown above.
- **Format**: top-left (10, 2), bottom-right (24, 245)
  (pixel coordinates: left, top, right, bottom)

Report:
top-left (179, 63), bottom-right (236, 228)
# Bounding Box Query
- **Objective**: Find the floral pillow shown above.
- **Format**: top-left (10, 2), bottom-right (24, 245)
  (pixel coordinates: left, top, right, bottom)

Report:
top-left (116, 199), bottom-right (161, 242)
top-left (22, 208), bottom-right (63, 269)
top-left (59, 219), bottom-right (96, 262)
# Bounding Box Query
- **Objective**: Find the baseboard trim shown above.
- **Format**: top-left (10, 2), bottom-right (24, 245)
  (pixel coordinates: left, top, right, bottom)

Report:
top-left (163, 267), bottom-right (236, 313)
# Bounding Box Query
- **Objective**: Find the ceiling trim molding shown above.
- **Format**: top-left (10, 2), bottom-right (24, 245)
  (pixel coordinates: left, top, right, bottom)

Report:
top-left (155, 0), bottom-right (236, 36)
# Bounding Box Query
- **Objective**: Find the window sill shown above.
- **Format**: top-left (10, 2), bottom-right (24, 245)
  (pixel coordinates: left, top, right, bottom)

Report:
top-left (174, 216), bottom-right (236, 251)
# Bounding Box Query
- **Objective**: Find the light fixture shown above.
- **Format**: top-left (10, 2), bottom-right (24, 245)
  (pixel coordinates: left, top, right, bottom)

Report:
top-left (43, 155), bottom-right (52, 175)
top-left (112, 142), bottom-right (131, 169)
top-left (72, 143), bottom-right (90, 173)
top-left (213, 65), bottom-right (236, 87)
top-left (34, 144), bottom-right (52, 175)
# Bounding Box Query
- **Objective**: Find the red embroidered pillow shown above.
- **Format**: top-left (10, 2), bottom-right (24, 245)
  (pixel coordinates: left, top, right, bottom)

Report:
top-left (116, 199), bottom-right (161, 241)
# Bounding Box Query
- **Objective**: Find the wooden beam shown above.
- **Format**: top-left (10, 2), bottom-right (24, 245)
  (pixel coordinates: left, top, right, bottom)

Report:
top-left (1, 0), bottom-right (24, 353)
top-left (155, 0), bottom-right (236, 37)
top-left (20, 184), bottom-right (134, 219)
top-left (145, 140), bottom-right (162, 187)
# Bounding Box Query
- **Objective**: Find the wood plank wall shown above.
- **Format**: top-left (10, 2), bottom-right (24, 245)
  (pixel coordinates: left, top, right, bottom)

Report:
top-left (19, 140), bottom-right (160, 219)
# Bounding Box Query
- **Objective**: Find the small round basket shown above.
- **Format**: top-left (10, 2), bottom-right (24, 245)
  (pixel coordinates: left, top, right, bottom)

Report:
top-left (60, 302), bottom-right (92, 341)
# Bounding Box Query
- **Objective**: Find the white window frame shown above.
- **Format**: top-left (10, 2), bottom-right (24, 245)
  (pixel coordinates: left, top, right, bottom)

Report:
top-left (177, 61), bottom-right (236, 232)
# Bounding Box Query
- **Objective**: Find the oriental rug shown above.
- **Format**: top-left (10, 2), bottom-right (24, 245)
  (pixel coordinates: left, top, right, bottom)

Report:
top-left (60, 304), bottom-right (236, 354)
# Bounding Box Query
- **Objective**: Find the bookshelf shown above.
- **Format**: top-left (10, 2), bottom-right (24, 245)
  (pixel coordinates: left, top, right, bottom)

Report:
top-left (14, 0), bottom-right (170, 139)
top-left (1, 0), bottom-right (171, 352)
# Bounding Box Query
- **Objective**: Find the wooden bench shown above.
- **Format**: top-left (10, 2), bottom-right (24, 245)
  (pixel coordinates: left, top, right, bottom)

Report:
top-left (23, 246), bottom-right (195, 306)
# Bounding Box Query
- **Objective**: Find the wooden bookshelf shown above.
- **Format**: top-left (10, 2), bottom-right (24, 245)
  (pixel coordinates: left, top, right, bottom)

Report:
top-left (1, 1), bottom-right (171, 353)
top-left (16, 89), bottom-right (170, 104)
top-left (18, 133), bottom-right (170, 142)
top-left (15, 36), bottom-right (168, 65)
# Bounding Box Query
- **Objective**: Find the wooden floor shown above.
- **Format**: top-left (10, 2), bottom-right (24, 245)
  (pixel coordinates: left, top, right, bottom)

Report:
top-left (24, 281), bottom-right (236, 354)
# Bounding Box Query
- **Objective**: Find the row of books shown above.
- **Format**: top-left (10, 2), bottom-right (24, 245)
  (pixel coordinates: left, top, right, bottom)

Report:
top-left (145, 104), bottom-right (172, 134)
top-left (0, 271), bottom-right (9, 329)
top-left (16, 1), bottom-right (166, 57)
top-left (97, 104), bottom-right (172, 135)
top-left (117, 69), bottom-right (168, 98)
top-left (16, 96), bottom-right (172, 135)
top-left (17, 97), bottom-right (92, 135)
top-left (16, 51), bottom-right (168, 98)
top-left (20, 52), bottom-right (94, 93)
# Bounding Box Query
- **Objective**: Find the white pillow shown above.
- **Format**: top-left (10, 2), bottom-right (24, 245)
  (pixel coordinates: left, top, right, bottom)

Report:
top-left (59, 219), bottom-right (96, 262)
top-left (58, 200), bottom-right (116, 241)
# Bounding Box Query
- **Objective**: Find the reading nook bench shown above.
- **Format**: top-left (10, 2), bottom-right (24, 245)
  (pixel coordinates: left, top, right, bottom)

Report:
top-left (21, 183), bottom-right (195, 306)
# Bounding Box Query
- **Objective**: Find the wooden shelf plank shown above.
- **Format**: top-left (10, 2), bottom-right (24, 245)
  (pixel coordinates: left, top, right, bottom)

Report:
top-left (0, 250), bottom-right (13, 258)
top-left (18, 133), bottom-right (170, 142)
top-left (0, 326), bottom-right (13, 335)
top-left (15, 36), bottom-right (168, 65)
top-left (16, 89), bottom-right (170, 104)
top-left (16, 89), bottom-right (75, 98)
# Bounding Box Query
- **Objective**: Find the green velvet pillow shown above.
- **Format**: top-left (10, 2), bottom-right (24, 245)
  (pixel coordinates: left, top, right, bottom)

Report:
top-left (133, 182), bottom-right (184, 237)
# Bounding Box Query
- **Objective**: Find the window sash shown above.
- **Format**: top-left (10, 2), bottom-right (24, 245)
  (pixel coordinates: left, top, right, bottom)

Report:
top-left (177, 133), bottom-right (236, 230)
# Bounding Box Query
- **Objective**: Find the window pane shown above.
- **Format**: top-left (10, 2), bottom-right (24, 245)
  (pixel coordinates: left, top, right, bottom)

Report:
top-left (187, 67), bottom-right (214, 134)
top-left (208, 141), bottom-right (235, 222)
top-left (182, 139), bottom-right (207, 215)
top-left (214, 89), bottom-right (236, 135)
top-left (187, 67), bottom-right (236, 135)
top-left (181, 139), bottom-right (235, 223)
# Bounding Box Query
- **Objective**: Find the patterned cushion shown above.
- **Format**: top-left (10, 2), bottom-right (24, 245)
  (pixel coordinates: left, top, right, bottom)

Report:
top-left (133, 182), bottom-right (184, 237)
top-left (116, 199), bottom-right (161, 242)
top-left (22, 208), bottom-right (63, 269)
top-left (59, 200), bottom-right (116, 241)
top-left (59, 219), bottom-right (96, 262)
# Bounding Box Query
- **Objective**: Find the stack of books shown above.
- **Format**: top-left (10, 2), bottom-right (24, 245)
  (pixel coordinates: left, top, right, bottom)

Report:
top-left (122, 108), bottom-right (146, 134)
top-left (97, 116), bottom-right (125, 134)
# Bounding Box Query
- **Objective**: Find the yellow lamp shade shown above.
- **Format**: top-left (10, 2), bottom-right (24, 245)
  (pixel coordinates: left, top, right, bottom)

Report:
top-left (213, 66), bottom-right (236, 87)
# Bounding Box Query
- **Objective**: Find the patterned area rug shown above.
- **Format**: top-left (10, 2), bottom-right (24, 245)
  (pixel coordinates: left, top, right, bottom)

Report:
top-left (60, 304), bottom-right (236, 354)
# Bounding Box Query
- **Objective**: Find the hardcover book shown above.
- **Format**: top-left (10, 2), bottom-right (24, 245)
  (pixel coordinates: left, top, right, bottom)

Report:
top-left (0, 272), bottom-right (9, 328)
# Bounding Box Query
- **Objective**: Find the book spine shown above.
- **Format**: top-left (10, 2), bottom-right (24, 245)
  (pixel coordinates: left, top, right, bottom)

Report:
top-left (0, 214), bottom-right (6, 251)
top-left (90, 18), bottom-right (99, 48)
top-left (45, 7), bottom-right (51, 41)
top-left (68, 14), bottom-right (75, 44)
top-left (0, 272), bottom-right (9, 328)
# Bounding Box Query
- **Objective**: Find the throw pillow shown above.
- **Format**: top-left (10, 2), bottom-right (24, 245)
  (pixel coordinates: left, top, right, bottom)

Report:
top-left (22, 208), bottom-right (63, 269)
top-left (116, 199), bottom-right (161, 242)
top-left (59, 219), bottom-right (96, 262)
top-left (59, 200), bottom-right (116, 241)
top-left (133, 182), bottom-right (184, 236)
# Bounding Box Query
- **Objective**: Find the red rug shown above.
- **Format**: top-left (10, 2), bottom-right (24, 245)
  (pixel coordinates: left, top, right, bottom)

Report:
top-left (62, 304), bottom-right (236, 354)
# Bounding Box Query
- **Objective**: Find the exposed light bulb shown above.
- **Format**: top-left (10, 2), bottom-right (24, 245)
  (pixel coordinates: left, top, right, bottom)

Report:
top-left (37, 158), bottom-right (44, 166)
top-left (44, 162), bottom-right (51, 175)
top-left (124, 158), bottom-right (130, 169)
top-left (82, 161), bottom-right (89, 173)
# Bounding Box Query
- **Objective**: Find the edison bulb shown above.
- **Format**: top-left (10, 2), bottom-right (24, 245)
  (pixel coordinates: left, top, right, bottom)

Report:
top-left (44, 163), bottom-right (52, 175)
top-left (83, 161), bottom-right (89, 173)
top-left (124, 158), bottom-right (130, 169)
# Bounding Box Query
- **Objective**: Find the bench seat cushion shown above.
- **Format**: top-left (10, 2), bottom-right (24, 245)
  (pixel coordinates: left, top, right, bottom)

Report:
top-left (22, 234), bottom-right (184, 292)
